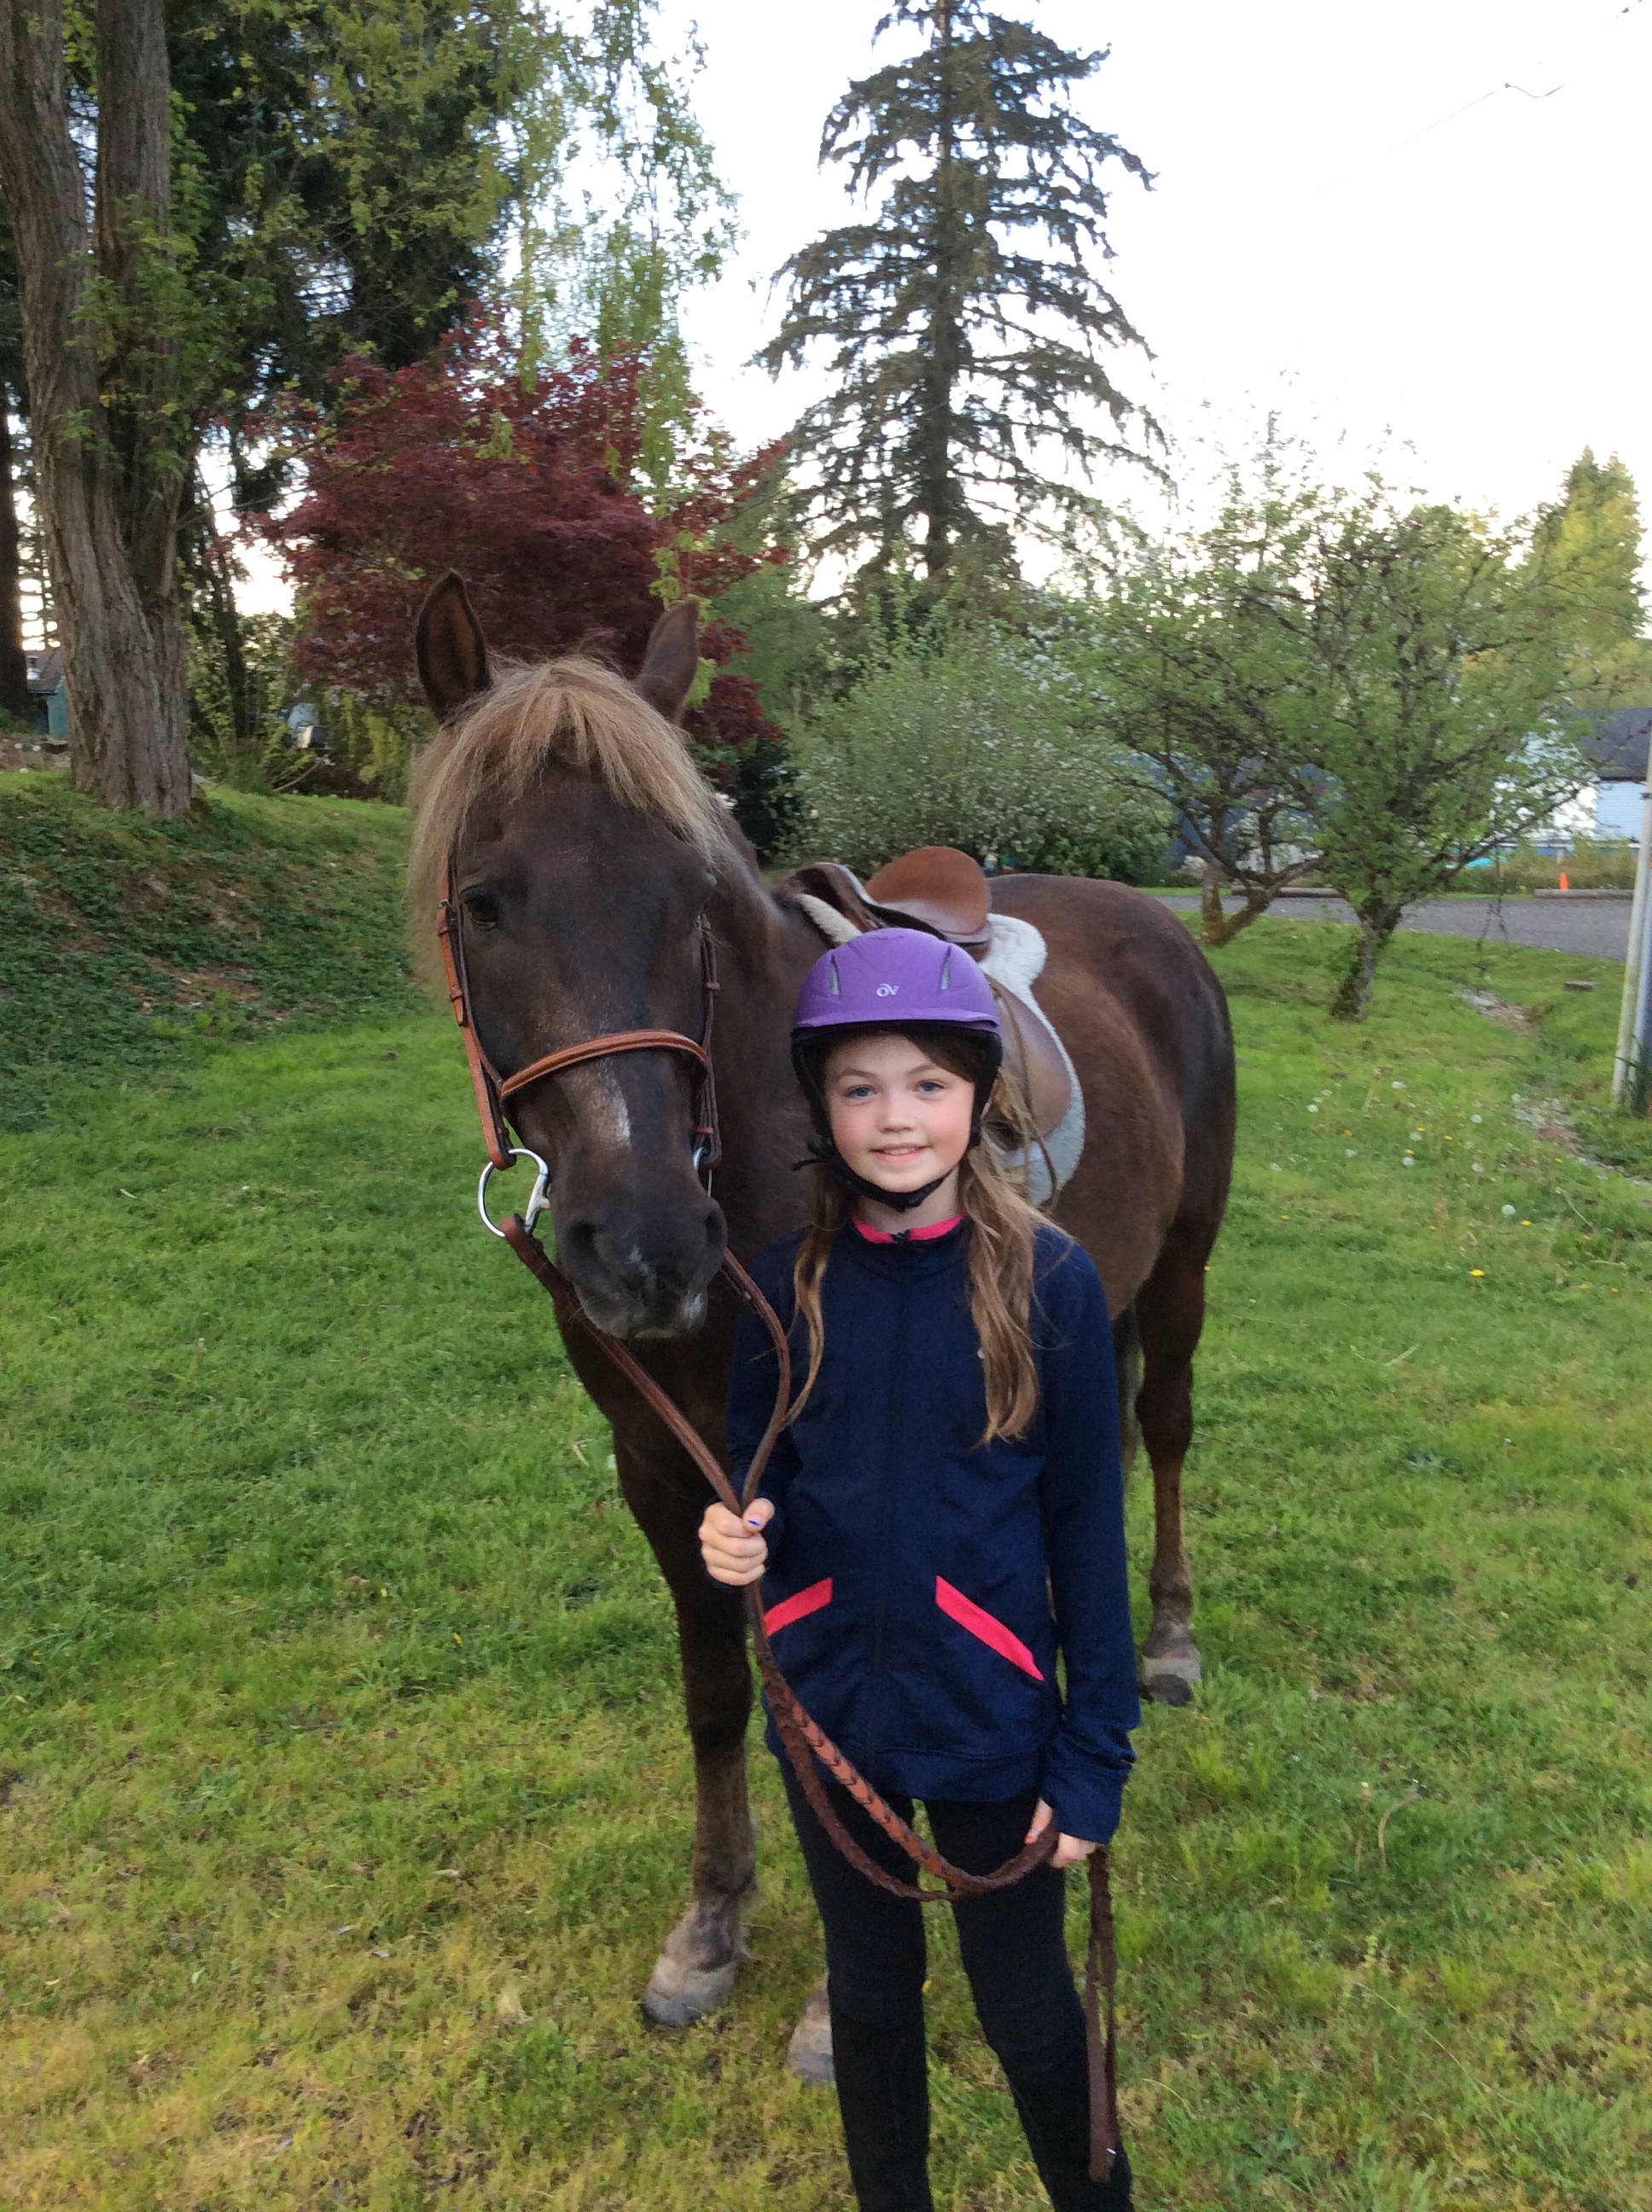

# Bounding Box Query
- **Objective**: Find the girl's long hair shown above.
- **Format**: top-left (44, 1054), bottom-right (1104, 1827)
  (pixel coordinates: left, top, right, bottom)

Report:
top-left (789, 1037), bottom-right (1061, 1443)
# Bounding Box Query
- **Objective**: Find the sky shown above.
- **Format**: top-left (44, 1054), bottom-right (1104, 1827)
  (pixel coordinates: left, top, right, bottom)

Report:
top-left (657, 0), bottom-right (1652, 538)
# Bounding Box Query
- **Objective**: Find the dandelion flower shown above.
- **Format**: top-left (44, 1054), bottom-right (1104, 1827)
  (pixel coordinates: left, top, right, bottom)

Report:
top-left (1502, 1204), bottom-right (1515, 1217)
top-left (1469, 1268), bottom-right (1485, 1278)
top-left (1470, 1114), bottom-right (1482, 1124)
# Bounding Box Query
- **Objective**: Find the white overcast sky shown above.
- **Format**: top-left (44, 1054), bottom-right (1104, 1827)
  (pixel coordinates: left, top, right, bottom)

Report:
top-left (658, 0), bottom-right (1652, 535)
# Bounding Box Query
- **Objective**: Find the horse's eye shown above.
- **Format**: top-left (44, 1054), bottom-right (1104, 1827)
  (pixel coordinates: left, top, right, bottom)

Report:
top-left (462, 887), bottom-right (502, 934)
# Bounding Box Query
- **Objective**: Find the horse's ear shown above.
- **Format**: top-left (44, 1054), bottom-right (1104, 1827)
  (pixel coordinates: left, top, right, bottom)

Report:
top-left (416, 572), bottom-right (492, 722)
top-left (634, 597), bottom-right (702, 725)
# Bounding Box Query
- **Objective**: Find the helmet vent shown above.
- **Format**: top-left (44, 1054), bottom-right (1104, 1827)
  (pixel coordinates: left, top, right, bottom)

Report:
top-left (940, 948), bottom-right (953, 990)
top-left (828, 953), bottom-right (841, 996)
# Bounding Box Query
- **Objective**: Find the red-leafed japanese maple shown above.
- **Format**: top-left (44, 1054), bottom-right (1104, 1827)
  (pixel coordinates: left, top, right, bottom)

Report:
top-left (261, 315), bottom-right (787, 755)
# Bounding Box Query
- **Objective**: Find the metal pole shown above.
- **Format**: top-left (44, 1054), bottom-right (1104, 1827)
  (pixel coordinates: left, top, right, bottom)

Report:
top-left (1614, 783), bottom-right (1652, 1105)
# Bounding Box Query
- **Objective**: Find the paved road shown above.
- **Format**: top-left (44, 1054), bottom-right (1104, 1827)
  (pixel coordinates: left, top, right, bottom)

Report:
top-left (1149, 891), bottom-right (1632, 961)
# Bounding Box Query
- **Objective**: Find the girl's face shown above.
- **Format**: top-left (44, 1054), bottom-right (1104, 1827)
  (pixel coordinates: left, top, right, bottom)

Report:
top-left (823, 1033), bottom-right (974, 1198)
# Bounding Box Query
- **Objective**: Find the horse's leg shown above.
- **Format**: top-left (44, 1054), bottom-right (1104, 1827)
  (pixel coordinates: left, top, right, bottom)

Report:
top-left (1132, 1228), bottom-right (1211, 1706)
top-left (618, 1450), bottom-right (759, 2026)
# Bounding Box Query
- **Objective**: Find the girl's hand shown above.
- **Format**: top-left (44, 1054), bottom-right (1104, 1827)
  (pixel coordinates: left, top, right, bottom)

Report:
top-left (1026, 1798), bottom-right (1098, 1870)
top-left (700, 1496), bottom-right (775, 1586)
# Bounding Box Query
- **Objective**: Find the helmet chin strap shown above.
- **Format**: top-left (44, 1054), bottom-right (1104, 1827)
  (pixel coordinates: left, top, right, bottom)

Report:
top-left (793, 1138), bottom-right (956, 1213)
top-left (792, 1119), bottom-right (987, 1214)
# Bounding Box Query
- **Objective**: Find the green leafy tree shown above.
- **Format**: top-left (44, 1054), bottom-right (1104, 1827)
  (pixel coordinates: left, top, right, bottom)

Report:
top-left (0, 0), bottom-right (731, 815)
top-left (1308, 488), bottom-right (1589, 1020)
top-left (1062, 431), bottom-right (1328, 945)
top-left (759, 0), bottom-right (1155, 582)
top-left (1528, 448), bottom-right (1652, 709)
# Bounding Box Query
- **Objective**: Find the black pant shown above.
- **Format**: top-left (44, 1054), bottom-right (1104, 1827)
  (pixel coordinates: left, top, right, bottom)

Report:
top-left (779, 1758), bottom-right (1132, 2212)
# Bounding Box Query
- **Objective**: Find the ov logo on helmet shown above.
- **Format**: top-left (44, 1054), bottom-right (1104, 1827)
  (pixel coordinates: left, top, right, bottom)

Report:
top-left (875, 983), bottom-right (899, 997)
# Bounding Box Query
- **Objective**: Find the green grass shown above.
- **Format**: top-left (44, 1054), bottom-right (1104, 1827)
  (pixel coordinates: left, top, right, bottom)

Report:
top-left (2, 916), bottom-right (1649, 2210)
top-left (0, 773), bottom-right (417, 1125)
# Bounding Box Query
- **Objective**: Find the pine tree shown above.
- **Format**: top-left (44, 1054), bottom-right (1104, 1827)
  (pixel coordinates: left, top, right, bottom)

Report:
top-left (759, 0), bottom-right (1155, 580)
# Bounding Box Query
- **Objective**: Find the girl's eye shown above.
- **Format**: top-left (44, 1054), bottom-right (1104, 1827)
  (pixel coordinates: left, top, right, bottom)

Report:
top-left (841, 1084), bottom-right (874, 1101)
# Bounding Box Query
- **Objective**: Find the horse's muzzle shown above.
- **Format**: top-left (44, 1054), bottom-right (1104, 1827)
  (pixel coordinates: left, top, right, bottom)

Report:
top-left (553, 1197), bottom-right (725, 1341)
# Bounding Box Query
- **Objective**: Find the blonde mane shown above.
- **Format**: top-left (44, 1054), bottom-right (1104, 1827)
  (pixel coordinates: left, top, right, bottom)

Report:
top-left (406, 655), bottom-right (729, 981)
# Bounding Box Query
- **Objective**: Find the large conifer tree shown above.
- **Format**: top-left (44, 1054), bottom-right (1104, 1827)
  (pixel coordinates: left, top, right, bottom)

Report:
top-left (760, 0), bottom-right (1155, 579)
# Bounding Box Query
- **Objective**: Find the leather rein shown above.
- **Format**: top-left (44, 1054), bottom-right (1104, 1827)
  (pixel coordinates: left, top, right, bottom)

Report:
top-left (435, 858), bottom-right (1120, 2181)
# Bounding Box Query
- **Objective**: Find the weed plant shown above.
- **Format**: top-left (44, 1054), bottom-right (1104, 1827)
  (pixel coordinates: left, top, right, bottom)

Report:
top-left (0, 918), bottom-right (1648, 2208)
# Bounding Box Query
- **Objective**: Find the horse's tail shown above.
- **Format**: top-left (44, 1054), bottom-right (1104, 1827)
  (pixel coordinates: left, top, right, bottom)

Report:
top-left (1112, 1301), bottom-right (1143, 1482)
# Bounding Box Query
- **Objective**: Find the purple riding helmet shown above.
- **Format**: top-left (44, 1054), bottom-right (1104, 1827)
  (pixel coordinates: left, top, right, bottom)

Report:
top-left (790, 928), bottom-right (1003, 1212)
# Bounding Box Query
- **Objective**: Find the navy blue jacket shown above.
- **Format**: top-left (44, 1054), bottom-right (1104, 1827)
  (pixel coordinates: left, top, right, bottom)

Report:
top-left (725, 1218), bottom-right (1139, 1846)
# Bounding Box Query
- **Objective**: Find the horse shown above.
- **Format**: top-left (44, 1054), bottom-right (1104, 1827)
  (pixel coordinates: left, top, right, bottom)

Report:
top-left (408, 573), bottom-right (1236, 2042)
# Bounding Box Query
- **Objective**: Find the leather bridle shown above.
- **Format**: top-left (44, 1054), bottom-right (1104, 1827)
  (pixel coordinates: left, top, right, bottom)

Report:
top-left (438, 858), bottom-right (722, 1182)
top-left (434, 855), bottom-right (1120, 2184)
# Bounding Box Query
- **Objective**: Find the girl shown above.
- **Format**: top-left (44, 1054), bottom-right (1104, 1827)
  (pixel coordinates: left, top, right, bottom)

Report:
top-left (701, 929), bottom-right (1139, 2212)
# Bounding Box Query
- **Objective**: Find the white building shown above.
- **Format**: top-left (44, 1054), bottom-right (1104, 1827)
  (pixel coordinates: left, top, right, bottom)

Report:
top-left (1580, 710), bottom-right (1650, 845)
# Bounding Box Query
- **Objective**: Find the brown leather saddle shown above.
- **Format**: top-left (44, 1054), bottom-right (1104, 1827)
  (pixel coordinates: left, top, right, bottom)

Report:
top-left (780, 846), bottom-right (1073, 1145)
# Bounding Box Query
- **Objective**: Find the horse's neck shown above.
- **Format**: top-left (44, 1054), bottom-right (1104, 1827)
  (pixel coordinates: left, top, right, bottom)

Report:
top-left (706, 855), bottom-right (821, 1256)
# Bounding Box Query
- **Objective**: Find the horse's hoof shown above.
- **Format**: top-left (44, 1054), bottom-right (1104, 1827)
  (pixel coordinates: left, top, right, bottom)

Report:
top-left (1140, 1645), bottom-right (1201, 1705)
top-left (641, 1898), bottom-right (749, 2027)
top-left (642, 1950), bottom-right (742, 2028)
top-left (785, 1978), bottom-right (834, 2086)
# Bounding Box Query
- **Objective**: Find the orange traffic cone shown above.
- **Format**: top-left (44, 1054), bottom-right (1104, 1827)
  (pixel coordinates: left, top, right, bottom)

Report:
top-left (1559, 870), bottom-right (1570, 891)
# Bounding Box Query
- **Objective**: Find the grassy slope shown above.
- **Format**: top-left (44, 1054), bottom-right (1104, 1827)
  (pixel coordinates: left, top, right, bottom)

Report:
top-left (0, 773), bottom-right (418, 1125)
top-left (1, 917), bottom-right (1649, 2211)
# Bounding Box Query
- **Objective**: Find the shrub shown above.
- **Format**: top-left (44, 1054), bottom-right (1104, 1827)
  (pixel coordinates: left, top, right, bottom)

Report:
top-left (788, 622), bottom-right (1168, 881)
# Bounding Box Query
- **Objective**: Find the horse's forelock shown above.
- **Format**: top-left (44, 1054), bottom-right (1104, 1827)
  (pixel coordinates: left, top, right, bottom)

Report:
top-left (406, 655), bottom-right (728, 985)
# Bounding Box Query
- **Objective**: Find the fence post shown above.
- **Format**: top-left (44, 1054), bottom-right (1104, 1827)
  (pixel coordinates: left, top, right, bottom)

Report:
top-left (1612, 783), bottom-right (1652, 1108)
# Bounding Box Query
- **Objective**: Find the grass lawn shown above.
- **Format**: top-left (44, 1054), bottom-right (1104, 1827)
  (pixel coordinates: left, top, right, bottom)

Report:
top-left (2, 911), bottom-right (1649, 2211)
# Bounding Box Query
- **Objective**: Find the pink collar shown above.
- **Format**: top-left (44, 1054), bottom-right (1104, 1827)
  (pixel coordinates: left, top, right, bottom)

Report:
top-left (852, 1213), bottom-right (963, 1245)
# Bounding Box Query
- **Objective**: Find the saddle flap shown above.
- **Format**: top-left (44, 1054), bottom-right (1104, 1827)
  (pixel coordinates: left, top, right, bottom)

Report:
top-left (992, 983), bottom-right (1073, 1143)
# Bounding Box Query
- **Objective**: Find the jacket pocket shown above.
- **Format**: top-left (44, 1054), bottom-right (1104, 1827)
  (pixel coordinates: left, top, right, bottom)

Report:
top-left (934, 1576), bottom-right (1044, 1681)
top-left (764, 1577), bottom-right (833, 1636)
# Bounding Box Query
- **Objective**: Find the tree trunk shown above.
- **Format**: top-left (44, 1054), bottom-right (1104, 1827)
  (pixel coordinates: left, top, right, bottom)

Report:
top-left (916, 0), bottom-right (963, 579)
top-left (0, 393), bottom-right (27, 722)
top-left (0, 0), bottom-right (193, 818)
top-left (1204, 888), bottom-right (1274, 948)
top-left (1330, 903), bottom-right (1402, 1022)
top-left (1198, 855), bottom-right (1228, 944)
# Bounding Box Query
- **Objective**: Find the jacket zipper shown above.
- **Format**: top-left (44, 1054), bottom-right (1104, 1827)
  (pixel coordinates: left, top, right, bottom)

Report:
top-left (862, 1243), bottom-right (911, 1770)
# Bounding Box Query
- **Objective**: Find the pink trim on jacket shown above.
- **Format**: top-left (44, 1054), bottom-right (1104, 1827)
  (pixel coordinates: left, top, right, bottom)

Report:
top-left (934, 1576), bottom-right (1045, 1680)
top-left (764, 1577), bottom-right (833, 1636)
top-left (852, 1214), bottom-right (963, 1245)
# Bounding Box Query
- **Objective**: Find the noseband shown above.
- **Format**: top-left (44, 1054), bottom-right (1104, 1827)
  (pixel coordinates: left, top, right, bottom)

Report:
top-left (433, 854), bottom-right (1120, 2185)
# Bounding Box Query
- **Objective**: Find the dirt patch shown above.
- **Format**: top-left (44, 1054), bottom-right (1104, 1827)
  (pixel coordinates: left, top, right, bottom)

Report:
top-left (1456, 987), bottom-right (1539, 1033)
